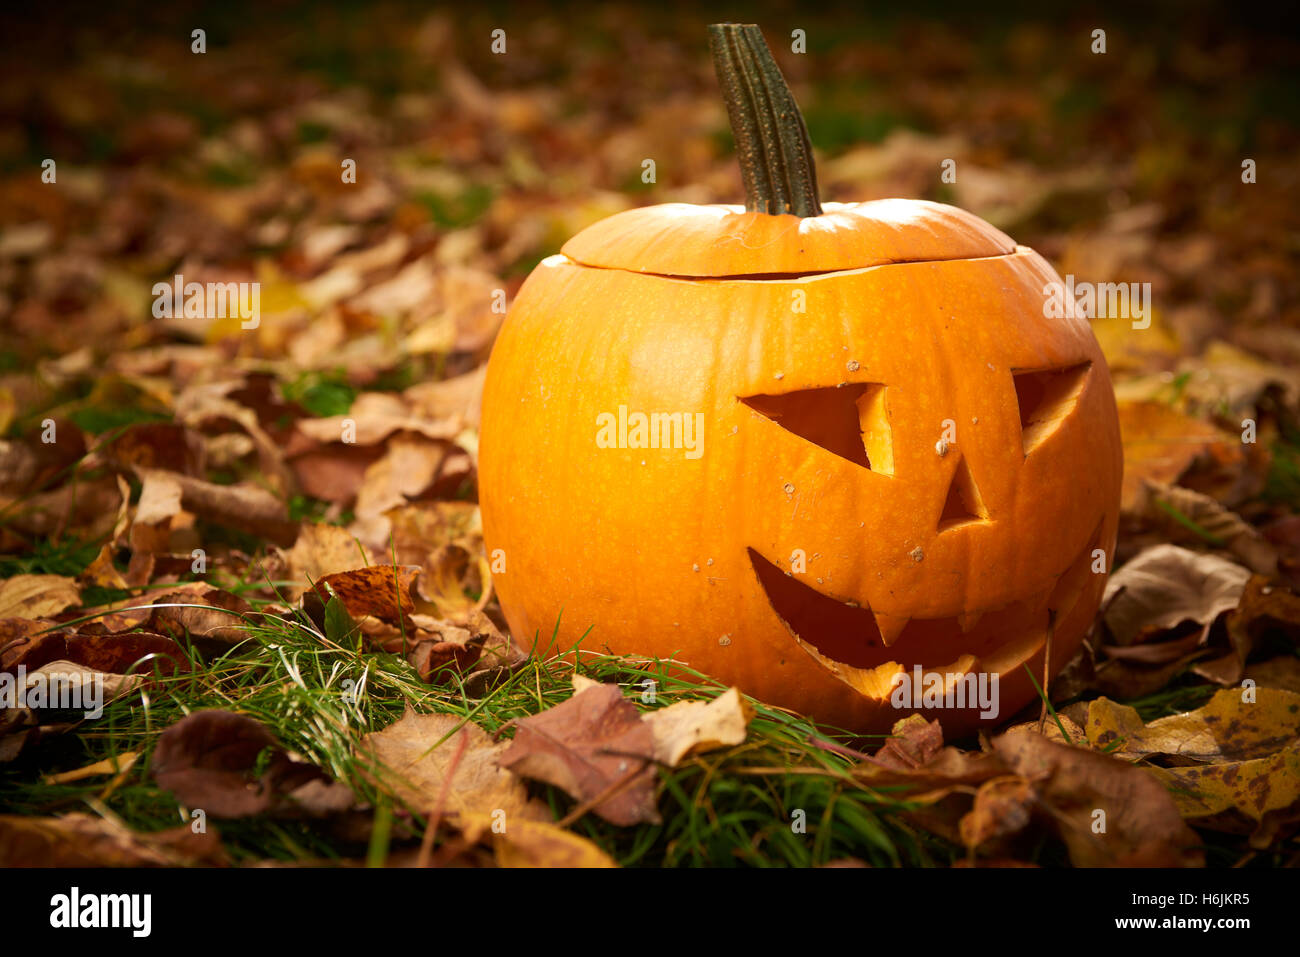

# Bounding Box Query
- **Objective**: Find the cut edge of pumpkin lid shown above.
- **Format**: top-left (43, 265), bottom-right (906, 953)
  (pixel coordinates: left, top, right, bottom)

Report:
top-left (559, 199), bottom-right (1017, 279)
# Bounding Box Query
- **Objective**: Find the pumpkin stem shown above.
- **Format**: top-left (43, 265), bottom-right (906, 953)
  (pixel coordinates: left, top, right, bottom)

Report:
top-left (708, 23), bottom-right (823, 217)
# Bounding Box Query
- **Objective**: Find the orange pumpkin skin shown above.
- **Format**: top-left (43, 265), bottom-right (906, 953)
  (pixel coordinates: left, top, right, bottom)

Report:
top-left (478, 200), bottom-right (1122, 735)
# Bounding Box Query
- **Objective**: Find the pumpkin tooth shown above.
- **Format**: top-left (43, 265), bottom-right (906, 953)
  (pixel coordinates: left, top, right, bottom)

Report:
top-left (794, 636), bottom-right (989, 703)
top-left (791, 635), bottom-right (903, 698)
top-left (873, 612), bottom-right (910, 647)
top-left (957, 611), bottom-right (984, 633)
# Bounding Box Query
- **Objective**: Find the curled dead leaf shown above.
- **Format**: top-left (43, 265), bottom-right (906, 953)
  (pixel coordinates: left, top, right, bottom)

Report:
top-left (992, 729), bottom-right (1204, 866)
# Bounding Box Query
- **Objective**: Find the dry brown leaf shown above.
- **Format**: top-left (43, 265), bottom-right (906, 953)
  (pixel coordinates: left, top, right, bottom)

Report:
top-left (1134, 480), bottom-right (1278, 576)
top-left (991, 729), bottom-right (1204, 866)
top-left (1102, 544), bottom-right (1250, 645)
top-left (854, 744), bottom-right (1006, 793)
top-left (296, 392), bottom-right (461, 446)
top-left (350, 435), bottom-right (449, 546)
top-left (175, 391), bottom-right (295, 495)
top-left (103, 422), bottom-right (204, 476)
top-left (417, 542), bottom-right (490, 619)
top-left (0, 812), bottom-right (227, 867)
top-left (312, 564), bottom-right (423, 629)
top-left (404, 365), bottom-right (485, 429)
top-left (386, 501), bottom-right (482, 559)
top-left (873, 714), bottom-right (946, 770)
top-left (1005, 712), bottom-right (1086, 745)
top-left (1176, 340), bottom-right (1300, 421)
top-left (287, 442), bottom-right (385, 505)
top-left (1243, 656), bottom-right (1300, 695)
top-left (1091, 654), bottom-right (1202, 702)
top-left (1, 626), bottom-right (188, 679)
top-left (285, 522), bottom-right (370, 595)
top-left (0, 659), bottom-right (141, 749)
top-left (1192, 576), bottom-right (1297, 685)
top-left (147, 585), bottom-right (252, 650)
top-left (142, 468), bottom-right (298, 546)
top-left (402, 612), bottom-right (502, 681)
top-left (151, 710), bottom-right (354, 818)
top-left (960, 775), bottom-right (1035, 853)
top-left (135, 468), bottom-right (184, 526)
top-left (500, 682), bottom-right (659, 826)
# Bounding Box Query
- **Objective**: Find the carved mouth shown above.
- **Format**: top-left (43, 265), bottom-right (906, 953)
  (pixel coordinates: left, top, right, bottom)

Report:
top-left (748, 528), bottom-right (1100, 697)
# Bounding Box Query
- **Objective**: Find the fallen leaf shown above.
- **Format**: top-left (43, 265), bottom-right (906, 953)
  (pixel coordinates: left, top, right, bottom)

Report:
top-left (77, 543), bottom-right (130, 591)
top-left (296, 392), bottom-right (461, 446)
top-left (1087, 689), bottom-right (1300, 764)
top-left (358, 709), bottom-right (542, 820)
top-left (416, 543), bottom-right (491, 620)
top-left (960, 775), bottom-right (1035, 853)
top-left (285, 522), bottom-right (370, 596)
top-left (350, 435), bottom-right (449, 547)
top-left (500, 682), bottom-right (659, 826)
top-left (147, 585), bottom-right (253, 650)
top-left (151, 710), bottom-right (353, 818)
top-left (1243, 656), bottom-right (1300, 695)
top-left (992, 730), bottom-right (1204, 866)
top-left (1214, 577), bottom-right (1300, 683)
top-left (137, 468), bottom-right (298, 546)
top-left (312, 564), bottom-right (423, 629)
top-left (1004, 712), bottom-right (1086, 745)
top-left (1102, 544), bottom-right (1251, 645)
top-left (287, 442), bottom-right (385, 505)
top-left (0, 575), bottom-right (80, 619)
top-left (16, 659), bottom-right (142, 713)
top-left (1133, 481), bottom-right (1278, 576)
top-left (852, 743), bottom-right (1010, 846)
top-left (0, 812), bottom-right (227, 867)
top-left (644, 687), bottom-right (752, 766)
top-left (872, 714), bottom-right (946, 771)
top-left (1177, 340), bottom-right (1300, 422)
top-left (1117, 400), bottom-right (1239, 512)
top-left (457, 813), bottom-right (617, 867)
top-left (1, 623), bottom-right (187, 676)
top-left (103, 422), bottom-right (204, 476)
top-left (1149, 742), bottom-right (1300, 848)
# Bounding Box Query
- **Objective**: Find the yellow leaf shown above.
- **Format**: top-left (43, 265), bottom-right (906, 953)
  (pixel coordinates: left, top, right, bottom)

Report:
top-left (0, 574), bottom-right (80, 618)
top-left (458, 813), bottom-right (618, 868)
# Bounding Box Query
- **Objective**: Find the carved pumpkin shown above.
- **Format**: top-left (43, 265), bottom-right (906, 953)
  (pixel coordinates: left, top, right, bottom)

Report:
top-left (479, 24), bottom-right (1122, 734)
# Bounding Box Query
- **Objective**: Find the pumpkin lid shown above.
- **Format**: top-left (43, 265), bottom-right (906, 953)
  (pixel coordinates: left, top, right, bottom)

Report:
top-left (559, 199), bottom-right (1016, 278)
top-left (562, 25), bottom-right (1015, 278)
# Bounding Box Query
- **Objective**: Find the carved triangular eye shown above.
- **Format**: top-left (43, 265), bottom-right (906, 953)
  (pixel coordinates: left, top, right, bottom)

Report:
top-left (1013, 361), bottom-right (1091, 455)
top-left (741, 383), bottom-right (893, 473)
top-left (938, 455), bottom-right (988, 531)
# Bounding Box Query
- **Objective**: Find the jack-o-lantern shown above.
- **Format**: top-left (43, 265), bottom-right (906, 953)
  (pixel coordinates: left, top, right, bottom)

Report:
top-left (479, 24), bottom-right (1122, 734)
